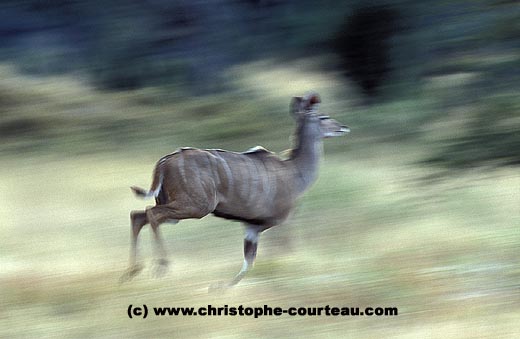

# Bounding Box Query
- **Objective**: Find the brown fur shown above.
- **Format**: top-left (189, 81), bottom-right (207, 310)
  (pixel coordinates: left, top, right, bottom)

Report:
top-left (120, 93), bottom-right (349, 287)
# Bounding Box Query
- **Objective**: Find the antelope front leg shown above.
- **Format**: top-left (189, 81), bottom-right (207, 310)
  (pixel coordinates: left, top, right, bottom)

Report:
top-left (119, 210), bottom-right (147, 283)
top-left (229, 235), bottom-right (258, 286)
top-left (210, 226), bottom-right (259, 291)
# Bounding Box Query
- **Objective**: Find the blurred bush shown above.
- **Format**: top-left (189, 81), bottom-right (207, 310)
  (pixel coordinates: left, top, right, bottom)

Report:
top-left (0, 0), bottom-right (518, 170)
top-left (426, 94), bottom-right (520, 168)
top-left (333, 4), bottom-right (403, 96)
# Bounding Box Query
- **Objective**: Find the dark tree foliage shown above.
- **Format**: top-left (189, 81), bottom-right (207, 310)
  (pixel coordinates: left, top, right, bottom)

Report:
top-left (425, 96), bottom-right (520, 168)
top-left (333, 5), bottom-right (401, 96)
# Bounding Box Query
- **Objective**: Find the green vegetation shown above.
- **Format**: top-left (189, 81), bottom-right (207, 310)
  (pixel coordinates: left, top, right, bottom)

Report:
top-left (1, 0), bottom-right (519, 337)
top-left (1, 58), bottom-right (519, 337)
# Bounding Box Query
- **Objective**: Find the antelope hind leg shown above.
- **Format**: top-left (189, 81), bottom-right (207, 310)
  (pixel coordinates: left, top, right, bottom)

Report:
top-left (146, 202), bottom-right (211, 278)
top-left (120, 210), bottom-right (147, 283)
top-left (150, 221), bottom-right (172, 278)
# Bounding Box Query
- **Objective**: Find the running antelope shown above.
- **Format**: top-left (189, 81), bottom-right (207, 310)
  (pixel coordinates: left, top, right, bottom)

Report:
top-left (120, 92), bottom-right (349, 287)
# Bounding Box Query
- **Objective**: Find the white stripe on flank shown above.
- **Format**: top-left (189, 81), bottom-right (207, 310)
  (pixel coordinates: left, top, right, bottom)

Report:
top-left (208, 153), bottom-right (221, 187)
top-left (178, 151), bottom-right (186, 187)
top-left (246, 156), bottom-right (259, 203)
top-left (259, 159), bottom-right (271, 199)
top-left (192, 156), bottom-right (204, 195)
top-left (215, 152), bottom-right (234, 196)
top-left (238, 156), bottom-right (250, 201)
top-left (151, 172), bottom-right (163, 198)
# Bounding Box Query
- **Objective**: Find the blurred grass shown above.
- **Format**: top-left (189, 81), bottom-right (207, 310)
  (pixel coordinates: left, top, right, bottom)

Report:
top-left (1, 62), bottom-right (519, 338)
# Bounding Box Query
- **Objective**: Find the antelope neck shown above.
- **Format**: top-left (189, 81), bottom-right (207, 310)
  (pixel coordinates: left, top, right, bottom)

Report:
top-left (287, 118), bottom-right (322, 195)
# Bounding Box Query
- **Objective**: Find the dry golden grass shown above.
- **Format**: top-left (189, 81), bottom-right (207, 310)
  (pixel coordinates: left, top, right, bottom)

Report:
top-left (1, 62), bottom-right (519, 338)
top-left (1, 152), bottom-right (519, 338)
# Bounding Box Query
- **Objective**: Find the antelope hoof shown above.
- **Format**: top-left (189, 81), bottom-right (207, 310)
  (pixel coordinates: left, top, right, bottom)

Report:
top-left (119, 264), bottom-right (144, 283)
top-left (208, 281), bottom-right (232, 293)
top-left (152, 259), bottom-right (169, 278)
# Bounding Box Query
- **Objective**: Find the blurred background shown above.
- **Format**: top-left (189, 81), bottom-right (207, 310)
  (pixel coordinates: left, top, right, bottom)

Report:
top-left (1, 0), bottom-right (519, 337)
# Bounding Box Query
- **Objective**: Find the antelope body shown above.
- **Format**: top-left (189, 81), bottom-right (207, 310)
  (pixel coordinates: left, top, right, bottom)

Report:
top-left (121, 93), bottom-right (349, 287)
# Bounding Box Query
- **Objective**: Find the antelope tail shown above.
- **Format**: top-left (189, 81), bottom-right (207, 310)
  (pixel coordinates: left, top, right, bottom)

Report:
top-left (131, 162), bottom-right (164, 199)
top-left (130, 186), bottom-right (149, 197)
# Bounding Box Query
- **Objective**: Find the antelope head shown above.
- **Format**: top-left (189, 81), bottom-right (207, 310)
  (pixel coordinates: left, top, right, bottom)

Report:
top-left (290, 92), bottom-right (350, 138)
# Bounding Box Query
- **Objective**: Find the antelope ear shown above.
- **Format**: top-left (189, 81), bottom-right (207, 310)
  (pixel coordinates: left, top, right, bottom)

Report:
top-left (290, 96), bottom-right (304, 119)
top-left (302, 92), bottom-right (321, 110)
